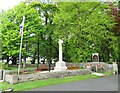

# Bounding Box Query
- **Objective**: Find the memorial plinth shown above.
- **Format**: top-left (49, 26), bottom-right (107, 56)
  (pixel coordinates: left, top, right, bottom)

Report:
top-left (54, 61), bottom-right (67, 71)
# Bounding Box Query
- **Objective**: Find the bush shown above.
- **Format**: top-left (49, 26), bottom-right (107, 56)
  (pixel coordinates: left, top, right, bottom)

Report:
top-left (67, 67), bottom-right (80, 70)
top-left (108, 61), bottom-right (112, 64)
top-left (80, 66), bottom-right (84, 69)
top-left (0, 63), bottom-right (10, 70)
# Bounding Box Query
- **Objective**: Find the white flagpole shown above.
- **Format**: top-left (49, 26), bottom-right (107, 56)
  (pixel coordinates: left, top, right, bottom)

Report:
top-left (18, 16), bottom-right (25, 76)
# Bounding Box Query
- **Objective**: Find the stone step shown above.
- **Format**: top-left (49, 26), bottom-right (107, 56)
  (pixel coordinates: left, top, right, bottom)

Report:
top-left (0, 80), bottom-right (3, 82)
top-left (91, 72), bottom-right (105, 77)
top-left (1, 88), bottom-right (14, 93)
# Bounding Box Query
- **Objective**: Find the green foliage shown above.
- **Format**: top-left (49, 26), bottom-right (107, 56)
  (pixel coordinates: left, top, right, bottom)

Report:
top-left (1, 1), bottom-right (119, 64)
top-left (0, 63), bottom-right (10, 70)
top-left (1, 1), bottom-right (59, 65)
top-left (1, 2), bottom-right (43, 60)
top-left (54, 2), bottom-right (118, 62)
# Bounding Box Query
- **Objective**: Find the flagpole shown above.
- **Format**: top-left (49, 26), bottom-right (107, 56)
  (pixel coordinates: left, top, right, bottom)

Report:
top-left (18, 31), bottom-right (23, 76)
top-left (18, 16), bottom-right (25, 77)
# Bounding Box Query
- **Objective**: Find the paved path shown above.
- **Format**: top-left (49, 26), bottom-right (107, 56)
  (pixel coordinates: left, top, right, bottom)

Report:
top-left (29, 75), bottom-right (118, 91)
top-left (0, 80), bottom-right (3, 83)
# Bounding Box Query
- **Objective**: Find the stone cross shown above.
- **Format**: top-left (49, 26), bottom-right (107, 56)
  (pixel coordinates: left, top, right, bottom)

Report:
top-left (54, 39), bottom-right (67, 71)
top-left (58, 39), bottom-right (63, 62)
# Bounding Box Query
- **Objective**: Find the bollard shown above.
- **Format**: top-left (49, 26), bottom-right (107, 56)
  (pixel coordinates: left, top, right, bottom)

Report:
top-left (0, 70), bottom-right (3, 80)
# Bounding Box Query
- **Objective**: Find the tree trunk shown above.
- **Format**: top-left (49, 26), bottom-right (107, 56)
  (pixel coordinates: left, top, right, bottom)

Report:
top-left (7, 56), bottom-right (9, 64)
top-left (12, 56), bottom-right (17, 65)
top-left (31, 51), bottom-right (36, 64)
top-left (31, 58), bottom-right (35, 64)
top-left (23, 58), bottom-right (26, 69)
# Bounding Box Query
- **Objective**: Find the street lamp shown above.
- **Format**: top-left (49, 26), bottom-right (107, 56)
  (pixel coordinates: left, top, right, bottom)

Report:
top-left (30, 33), bottom-right (36, 37)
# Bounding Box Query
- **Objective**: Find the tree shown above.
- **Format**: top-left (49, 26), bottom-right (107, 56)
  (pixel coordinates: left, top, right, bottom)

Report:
top-left (42, 3), bottom-right (59, 70)
top-left (53, 2), bottom-right (118, 63)
top-left (1, 2), bottom-right (43, 64)
top-left (111, 2), bottom-right (120, 62)
top-left (29, 2), bottom-right (59, 65)
top-left (1, 1), bottom-right (59, 67)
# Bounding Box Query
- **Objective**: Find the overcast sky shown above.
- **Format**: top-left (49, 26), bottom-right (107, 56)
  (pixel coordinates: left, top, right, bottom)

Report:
top-left (0, 0), bottom-right (117, 11)
top-left (0, 0), bottom-right (25, 10)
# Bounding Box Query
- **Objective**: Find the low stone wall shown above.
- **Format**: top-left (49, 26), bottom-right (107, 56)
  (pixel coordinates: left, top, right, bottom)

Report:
top-left (5, 69), bottom-right (90, 84)
top-left (3, 69), bottom-right (35, 81)
top-left (79, 62), bottom-right (113, 72)
top-left (66, 62), bottom-right (113, 71)
top-left (5, 74), bottom-right (18, 84)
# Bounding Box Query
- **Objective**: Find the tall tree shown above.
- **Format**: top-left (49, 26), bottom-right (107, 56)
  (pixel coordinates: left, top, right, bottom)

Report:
top-left (30, 2), bottom-right (59, 64)
top-left (111, 2), bottom-right (120, 62)
top-left (1, 2), bottom-right (43, 64)
top-left (53, 2), bottom-right (118, 63)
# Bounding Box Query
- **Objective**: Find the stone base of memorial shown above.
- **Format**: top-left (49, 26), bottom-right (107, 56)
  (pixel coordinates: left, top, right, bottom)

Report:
top-left (54, 61), bottom-right (67, 71)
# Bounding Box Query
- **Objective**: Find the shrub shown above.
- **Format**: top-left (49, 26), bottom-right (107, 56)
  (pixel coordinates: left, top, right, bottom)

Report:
top-left (67, 67), bottom-right (80, 70)
top-left (0, 63), bottom-right (10, 70)
top-left (80, 66), bottom-right (84, 69)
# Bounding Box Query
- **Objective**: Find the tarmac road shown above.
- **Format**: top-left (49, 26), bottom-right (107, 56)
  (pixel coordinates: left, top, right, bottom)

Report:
top-left (29, 75), bottom-right (118, 91)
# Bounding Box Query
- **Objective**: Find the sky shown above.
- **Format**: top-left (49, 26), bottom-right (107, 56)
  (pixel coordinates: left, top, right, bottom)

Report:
top-left (0, 0), bottom-right (117, 11)
top-left (0, 0), bottom-right (25, 10)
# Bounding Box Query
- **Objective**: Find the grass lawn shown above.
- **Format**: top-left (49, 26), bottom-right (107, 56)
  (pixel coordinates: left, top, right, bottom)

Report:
top-left (1, 74), bottom-right (100, 91)
top-left (8, 66), bottom-right (36, 70)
